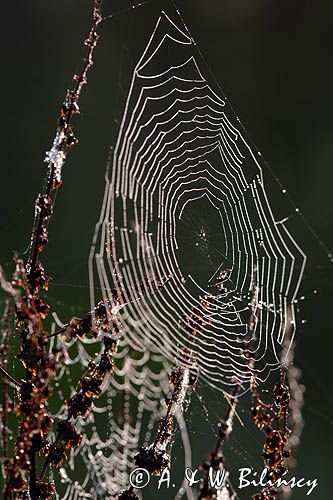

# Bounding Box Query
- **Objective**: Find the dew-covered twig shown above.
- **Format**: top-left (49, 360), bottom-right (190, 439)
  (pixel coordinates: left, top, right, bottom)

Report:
top-left (116, 363), bottom-right (195, 499)
top-left (117, 298), bottom-right (205, 499)
top-left (46, 276), bottom-right (167, 341)
top-left (251, 368), bottom-right (291, 500)
top-left (39, 274), bottom-right (166, 483)
top-left (198, 384), bottom-right (241, 500)
top-left (250, 306), bottom-right (305, 500)
top-left (279, 315), bottom-right (305, 499)
top-left (0, 2), bottom-right (104, 498)
top-left (198, 269), bottom-right (259, 500)
top-left (0, 366), bottom-right (22, 391)
top-left (39, 328), bottom-right (118, 481)
top-left (135, 365), bottom-right (193, 474)
top-left (0, 301), bottom-right (12, 465)
top-left (26, 0), bottom-right (103, 295)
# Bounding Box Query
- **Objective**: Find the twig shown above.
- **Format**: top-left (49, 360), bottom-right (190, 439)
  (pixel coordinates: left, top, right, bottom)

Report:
top-left (39, 330), bottom-right (118, 481)
top-left (199, 268), bottom-right (258, 499)
top-left (39, 274), bottom-right (167, 482)
top-left (0, 299), bottom-right (22, 392)
top-left (0, 366), bottom-right (22, 391)
top-left (46, 276), bottom-right (167, 341)
top-left (116, 364), bottom-right (194, 499)
top-left (199, 384), bottom-right (241, 500)
top-left (132, 297), bottom-right (202, 481)
top-left (0, 302), bottom-right (12, 466)
top-left (214, 386), bottom-right (241, 454)
top-left (46, 327), bottom-right (67, 339)
top-left (24, 2), bottom-right (103, 497)
top-left (1, 2), bottom-right (104, 498)
top-left (26, 0), bottom-right (104, 294)
top-left (280, 311), bottom-right (305, 499)
top-left (250, 306), bottom-right (305, 500)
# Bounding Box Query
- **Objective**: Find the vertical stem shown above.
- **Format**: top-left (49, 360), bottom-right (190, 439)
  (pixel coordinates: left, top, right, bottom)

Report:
top-left (22, 1), bottom-right (104, 495)
top-left (0, 301), bottom-right (11, 466)
top-left (2, 378), bottom-right (8, 459)
top-left (29, 453), bottom-right (37, 500)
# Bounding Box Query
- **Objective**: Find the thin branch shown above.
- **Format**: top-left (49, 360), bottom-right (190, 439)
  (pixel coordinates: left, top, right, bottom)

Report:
top-left (45, 276), bottom-right (167, 341)
top-left (39, 274), bottom-right (167, 482)
top-left (1, 2), bottom-right (104, 498)
top-left (46, 327), bottom-right (67, 339)
top-left (0, 301), bottom-right (12, 466)
top-left (39, 331), bottom-right (118, 481)
top-left (280, 310), bottom-right (305, 499)
top-left (27, 0), bottom-right (104, 294)
top-left (199, 268), bottom-right (258, 499)
top-left (0, 366), bottom-right (22, 390)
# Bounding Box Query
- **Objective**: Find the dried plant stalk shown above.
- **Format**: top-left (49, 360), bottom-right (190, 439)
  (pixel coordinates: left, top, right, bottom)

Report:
top-left (198, 272), bottom-right (258, 500)
top-left (0, 2), bottom-right (103, 498)
top-left (0, 301), bottom-right (12, 465)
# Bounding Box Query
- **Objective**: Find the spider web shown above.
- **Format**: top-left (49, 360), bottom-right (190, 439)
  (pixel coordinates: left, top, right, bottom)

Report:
top-left (89, 11), bottom-right (306, 393)
top-left (49, 5), bottom-right (310, 499)
top-left (50, 331), bottom-right (185, 499)
top-left (0, 1), bottom-right (332, 499)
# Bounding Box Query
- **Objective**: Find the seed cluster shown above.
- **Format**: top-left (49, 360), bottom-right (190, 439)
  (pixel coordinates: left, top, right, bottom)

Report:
top-left (4, 259), bottom-right (60, 497)
top-left (251, 371), bottom-right (291, 499)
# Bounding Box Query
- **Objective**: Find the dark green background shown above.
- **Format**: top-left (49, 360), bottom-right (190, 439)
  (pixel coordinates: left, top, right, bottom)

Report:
top-left (1, 1), bottom-right (332, 498)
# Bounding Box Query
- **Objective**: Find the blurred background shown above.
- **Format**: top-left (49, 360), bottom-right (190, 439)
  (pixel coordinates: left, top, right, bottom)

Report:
top-left (1, 1), bottom-right (332, 498)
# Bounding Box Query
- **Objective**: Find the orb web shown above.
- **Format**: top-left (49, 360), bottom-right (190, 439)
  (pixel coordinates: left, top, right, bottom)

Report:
top-left (89, 11), bottom-right (306, 395)
top-left (50, 332), bottom-right (192, 499)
